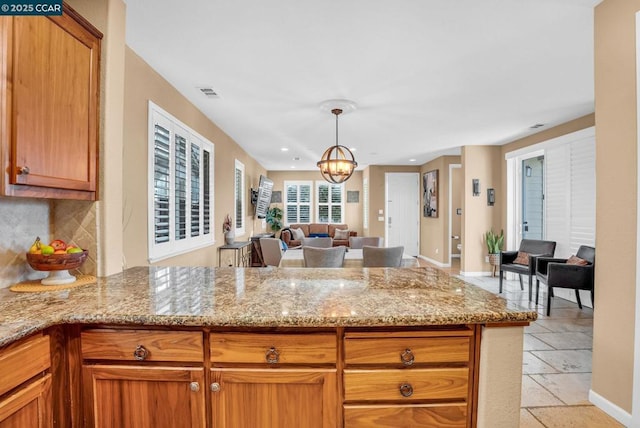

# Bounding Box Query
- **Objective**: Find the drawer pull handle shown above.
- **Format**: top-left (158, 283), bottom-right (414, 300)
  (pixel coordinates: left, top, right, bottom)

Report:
top-left (17, 166), bottom-right (30, 175)
top-left (190, 382), bottom-right (200, 392)
top-left (400, 348), bottom-right (415, 366)
top-left (210, 382), bottom-right (221, 392)
top-left (265, 346), bottom-right (280, 364)
top-left (399, 383), bottom-right (414, 397)
top-left (133, 345), bottom-right (149, 361)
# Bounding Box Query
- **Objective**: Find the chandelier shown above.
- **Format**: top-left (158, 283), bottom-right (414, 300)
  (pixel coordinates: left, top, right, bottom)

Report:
top-left (317, 108), bottom-right (358, 184)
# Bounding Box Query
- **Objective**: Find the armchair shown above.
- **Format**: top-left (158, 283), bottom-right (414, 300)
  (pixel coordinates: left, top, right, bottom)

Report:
top-left (535, 246), bottom-right (595, 316)
top-left (499, 239), bottom-right (557, 301)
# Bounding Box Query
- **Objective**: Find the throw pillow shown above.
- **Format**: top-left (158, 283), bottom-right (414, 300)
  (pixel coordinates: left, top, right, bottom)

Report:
top-left (291, 227), bottom-right (305, 241)
top-left (334, 229), bottom-right (349, 240)
top-left (567, 255), bottom-right (589, 266)
top-left (513, 251), bottom-right (530, 265)
top-left (309, 233), bottom-right (330, 238)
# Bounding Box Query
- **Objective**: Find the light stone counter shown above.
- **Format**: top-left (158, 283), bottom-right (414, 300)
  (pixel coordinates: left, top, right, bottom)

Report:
top-left (0, 265), bottom-right (536, 347)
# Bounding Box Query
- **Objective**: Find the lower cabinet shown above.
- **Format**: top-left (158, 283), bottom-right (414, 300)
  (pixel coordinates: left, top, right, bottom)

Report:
top-left (81, 329), bottom-right (206, 428)
top-left (342, 328), bottom-right (478, 428)
top-left (0, 334), bottom-right (52, 428)
top-left (74, 326), bottom-right (478, 427)
top-left (210, 368), bottom-right (337, 428)
top-left (82, 365), bottom-right (205, 428)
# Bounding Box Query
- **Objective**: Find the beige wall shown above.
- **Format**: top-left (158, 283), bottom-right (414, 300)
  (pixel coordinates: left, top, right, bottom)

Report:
top-left (451, 166), bottom-right (462, 256)
top-left (461, 146), bottom-right (502, 274)
top-left (420, 156), bottom-right (461, 263)
top-left (122, 47), bottom-right (267, 268)
top-left (591, 0), bottom-right (640, 414)
top-left (266, 170), bottom-right (363, 236)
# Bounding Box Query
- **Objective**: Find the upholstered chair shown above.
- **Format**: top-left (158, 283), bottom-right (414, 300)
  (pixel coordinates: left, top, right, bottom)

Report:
top-left (349, 236), bottom-right (384, 249)
top-left (301, 237), bottom-right (333, 248)
top-left (535, 246), bottom-right (595, 316)
top-left (303, 246), bottom-right (346, 268)
top-left (362, 246), bottom-right (404, 267)
top-left (499, 239), bottom-right (557, 301)
top-left (259, 238), bottom-right (284, 267)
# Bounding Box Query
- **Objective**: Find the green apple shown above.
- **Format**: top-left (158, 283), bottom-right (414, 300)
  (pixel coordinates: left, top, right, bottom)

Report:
top-left (66, 247), bottom-right (83, 254)
top-left (41, 245), bottom-right (54, 255)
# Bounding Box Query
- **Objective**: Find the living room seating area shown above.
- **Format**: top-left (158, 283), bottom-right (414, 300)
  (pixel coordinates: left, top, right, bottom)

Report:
top-left (281, 223), bottom-right (356, 248)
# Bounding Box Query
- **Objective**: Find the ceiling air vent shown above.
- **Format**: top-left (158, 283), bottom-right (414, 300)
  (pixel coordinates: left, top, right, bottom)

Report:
top-left (198, 87), bottom-right (220, 98)
top-left (529, 123), bottom-right (545, 129)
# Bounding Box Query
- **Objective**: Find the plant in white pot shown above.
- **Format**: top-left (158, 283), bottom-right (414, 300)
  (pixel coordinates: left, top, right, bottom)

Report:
top-left (485, 229), bottom-right (504, 276)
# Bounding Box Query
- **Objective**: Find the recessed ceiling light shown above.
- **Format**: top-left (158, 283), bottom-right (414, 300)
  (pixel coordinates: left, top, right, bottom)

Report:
top-left (409, 159), bottom-right (417, 162)
top-left (281, 147), bottom-right (289, 152)
top-left (290, 166), bottom-right (296, 169)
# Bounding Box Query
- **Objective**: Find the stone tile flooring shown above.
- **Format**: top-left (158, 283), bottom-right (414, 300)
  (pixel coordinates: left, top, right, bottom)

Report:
top-left (459, 273), bottom-right (623, 427)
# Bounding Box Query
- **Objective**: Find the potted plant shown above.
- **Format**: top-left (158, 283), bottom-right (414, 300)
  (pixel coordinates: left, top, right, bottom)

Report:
top-left (265, 206), bottom-right (283, 236)
top-left (485, 229), bottom-right (504, 274)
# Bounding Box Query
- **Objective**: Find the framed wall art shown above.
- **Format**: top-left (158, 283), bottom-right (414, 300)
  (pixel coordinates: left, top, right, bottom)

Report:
top-left (423, 170), bottom-right (438, 218)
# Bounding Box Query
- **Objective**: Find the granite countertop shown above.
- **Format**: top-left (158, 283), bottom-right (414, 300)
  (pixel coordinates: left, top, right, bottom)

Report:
top-left (0, 266), bottom-right (537, 347)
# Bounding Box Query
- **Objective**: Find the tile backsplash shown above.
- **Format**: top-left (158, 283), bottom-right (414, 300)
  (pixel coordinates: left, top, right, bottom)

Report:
top-left (0, 197), bottom-right (50, 288)
top-left (0, 197), bottom-right (98, 289)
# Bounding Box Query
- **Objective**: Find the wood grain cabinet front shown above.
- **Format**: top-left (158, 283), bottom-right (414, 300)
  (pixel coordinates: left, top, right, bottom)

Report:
top-left (210, 332), bottom-right (338, 428)
top-left (343, 328), bottom-right (477, 428)
top-left (0, 3), bottom-right (101, 200)
top-left (80, 329), bottom-right (206, 428)
top-left (0, 334), bottom-right (52, 428)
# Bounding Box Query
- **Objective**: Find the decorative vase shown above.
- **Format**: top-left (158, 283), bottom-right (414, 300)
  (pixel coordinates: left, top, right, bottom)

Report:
top-left (225, 230), bottom-right (235, 245)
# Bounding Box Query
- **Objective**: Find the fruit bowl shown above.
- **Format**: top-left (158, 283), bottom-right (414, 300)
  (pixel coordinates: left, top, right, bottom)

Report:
top-left (26, 250), bottom-right (88, 285)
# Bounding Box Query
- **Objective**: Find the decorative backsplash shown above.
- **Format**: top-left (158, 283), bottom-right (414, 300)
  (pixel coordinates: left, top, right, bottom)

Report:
top-left (0, 198), bottom-right (50, 288)
top-left (0, 198), bottom-right (98, 289)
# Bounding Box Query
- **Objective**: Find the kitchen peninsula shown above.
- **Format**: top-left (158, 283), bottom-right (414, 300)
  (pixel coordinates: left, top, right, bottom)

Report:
top-left (0, 266), bottom-right (536, 427)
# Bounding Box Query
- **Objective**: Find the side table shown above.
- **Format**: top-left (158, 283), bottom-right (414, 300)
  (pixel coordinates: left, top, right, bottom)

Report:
top-left (218, 241), bottom-right (252, 267)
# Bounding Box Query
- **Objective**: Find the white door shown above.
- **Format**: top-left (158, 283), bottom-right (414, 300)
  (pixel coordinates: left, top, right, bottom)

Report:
top-left (385, 173), bottom-right (420, 256)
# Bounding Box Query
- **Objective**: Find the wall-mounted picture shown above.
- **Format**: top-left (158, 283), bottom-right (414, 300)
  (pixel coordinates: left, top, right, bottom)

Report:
top-left (423, 170), bottom-right (438, 218)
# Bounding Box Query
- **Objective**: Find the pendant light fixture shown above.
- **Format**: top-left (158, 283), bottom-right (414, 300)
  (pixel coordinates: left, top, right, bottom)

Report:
top-left (317, 107), bottom-right (358, 184)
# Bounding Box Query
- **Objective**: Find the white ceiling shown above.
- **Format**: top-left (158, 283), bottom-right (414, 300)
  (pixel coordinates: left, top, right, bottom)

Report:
top-left (124, 0), bottom-right (600, 172)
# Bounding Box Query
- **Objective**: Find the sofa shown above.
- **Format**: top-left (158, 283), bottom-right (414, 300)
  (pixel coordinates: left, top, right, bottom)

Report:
top-left (281, 223), bottom-right (357, 248)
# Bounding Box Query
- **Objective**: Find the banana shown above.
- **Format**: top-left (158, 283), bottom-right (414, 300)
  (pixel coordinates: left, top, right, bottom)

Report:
top-left (28, 237), bottom-right (41, 254)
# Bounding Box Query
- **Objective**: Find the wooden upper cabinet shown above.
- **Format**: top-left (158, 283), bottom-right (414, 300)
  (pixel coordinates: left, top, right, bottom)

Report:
top-left (0, 4), bottom-right (101, 200)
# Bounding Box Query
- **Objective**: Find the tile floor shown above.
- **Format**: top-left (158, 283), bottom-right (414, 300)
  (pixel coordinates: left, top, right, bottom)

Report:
top-left (457, 269), bottom-right (623, 427)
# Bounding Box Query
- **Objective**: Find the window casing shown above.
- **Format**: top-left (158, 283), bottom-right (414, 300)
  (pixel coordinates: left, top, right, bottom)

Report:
top-left (234, 160), bottom-right (245, 236)
top-left (148, 101), bottom-right (214, 262)
top-left (363, 178), bottom-right (369, 229)
top-left (316, 181), bottom-right (344, 223)
top-left (284, 181), bottom-right (312, 225)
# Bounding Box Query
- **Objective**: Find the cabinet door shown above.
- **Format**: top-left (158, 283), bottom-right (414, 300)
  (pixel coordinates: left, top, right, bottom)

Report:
top-left (1, 5), bottom-right (100, 199)
top-left (211, 368), bottom-right (337, 428)
top-left (0, 374), bottom-right (52, 428)
top-left (83, 365), bottom-right (205, 428)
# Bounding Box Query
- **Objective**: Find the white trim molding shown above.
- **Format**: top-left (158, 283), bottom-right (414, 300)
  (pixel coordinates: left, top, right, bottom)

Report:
top-left (417, 255), bottom-right (450, 268)
top-left (589, 389), bottom-right (632, 427)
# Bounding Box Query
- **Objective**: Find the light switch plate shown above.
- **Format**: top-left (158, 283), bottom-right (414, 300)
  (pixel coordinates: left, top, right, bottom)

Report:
top-left (378, 209), bottom-right (383, 215)
top-left (378, 216), bottom-right (384, 221)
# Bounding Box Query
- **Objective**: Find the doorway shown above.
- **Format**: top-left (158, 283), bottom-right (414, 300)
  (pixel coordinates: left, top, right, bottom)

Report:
top-left (385, 173), bottom-right (420, 256)
top-left (522, 156), bottom-right (545, 240)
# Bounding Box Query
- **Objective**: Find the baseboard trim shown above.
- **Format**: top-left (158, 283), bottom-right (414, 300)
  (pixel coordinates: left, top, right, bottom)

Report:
top-left (451, 254), bottom-right (461, 259)
top-left (588, 389), bottom-right (632, 426)
top-left (417, 255), bottom-right (450, 268)
top-left (459, 271), bottom-right (492, 277)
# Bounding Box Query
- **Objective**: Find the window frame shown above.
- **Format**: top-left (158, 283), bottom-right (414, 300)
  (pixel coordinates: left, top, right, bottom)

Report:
top-left (147, 101), bottom-right (215, 263)
top-left (315, 181), bottom-right (345, 224)
top-left (284, 180), bottom-right (313, 225)
top-left (234, 159), bottom-right (246, 236)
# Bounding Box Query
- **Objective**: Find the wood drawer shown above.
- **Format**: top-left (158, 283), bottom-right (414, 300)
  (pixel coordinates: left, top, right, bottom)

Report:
top-left (344, 368), bottom-right (469, 402)
top-left (344, 333), bottom-right (471, 366)
top-left (81, 329), bottom-right (203, 362)
top-left (344, 404), bottom-right (467, 428)
top-left (210, 333), bottom-right (336, 364)
top-left (0, 334), bottom-right (50, 396)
